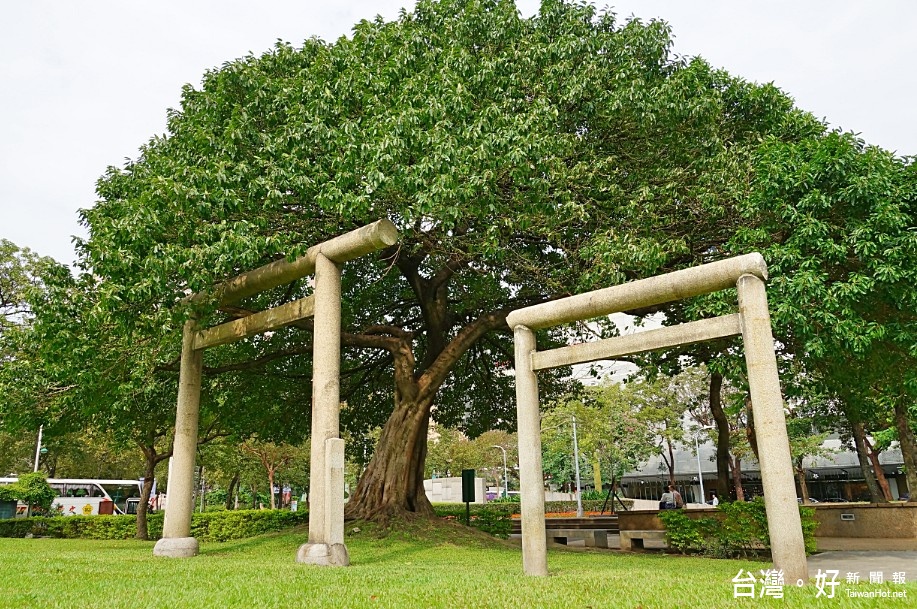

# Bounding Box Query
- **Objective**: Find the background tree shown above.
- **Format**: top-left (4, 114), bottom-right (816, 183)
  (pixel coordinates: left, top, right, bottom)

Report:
top-left (0, 240), bottom-right (64, 469)
top-left (240, 438), bottom-right (308, 509)
top-left (425, 426), bottom-right (518, 493)
top-left (631, 376), bottom-right (691, 486)
top-left (727, 131), bottom-right (917, 500)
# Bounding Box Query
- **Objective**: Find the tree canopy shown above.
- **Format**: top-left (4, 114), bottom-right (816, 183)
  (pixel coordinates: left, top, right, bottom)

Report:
top-left (11, 0), bottom-right (916, 517)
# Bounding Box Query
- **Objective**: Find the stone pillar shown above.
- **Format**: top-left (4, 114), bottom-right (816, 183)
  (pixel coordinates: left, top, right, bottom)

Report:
top-left (153, 320), bottom-right (203, 558)
top-left (325, 438), bottom-right (349, 565)
top-left (737, 273), bottom-right (808, 583)
top-left (513, 325), bottom-right (548, 577)
top-left (297, 253), bottom-right (349, 565)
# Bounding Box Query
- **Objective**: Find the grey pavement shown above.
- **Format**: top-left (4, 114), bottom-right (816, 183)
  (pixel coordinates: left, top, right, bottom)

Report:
top-left (808, 551), bottom-right (917, 582)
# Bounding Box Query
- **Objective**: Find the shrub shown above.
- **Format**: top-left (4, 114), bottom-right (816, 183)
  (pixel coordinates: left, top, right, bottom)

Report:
top-left (0, 509), bottom-right (307, 541)
top-left (0, 473), bottom-right (56, 514)
top-left (543, 499), bottom-right (632, 513)
top-left (658, 498), bottom-right (817, 558)
top-left (0, 517), bottom-right (40, 538)
top-left (489, 495), bottom-right (520, 504)
top-left (191, 509), bottom-right (309, 542)
top-left (432, 503), bottom-right (514, 538)
top-left (656, 509), bottom-right (709, 553)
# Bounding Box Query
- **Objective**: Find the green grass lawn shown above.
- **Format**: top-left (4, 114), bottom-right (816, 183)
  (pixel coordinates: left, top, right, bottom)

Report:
top-left (0, 520), bottom-right (912, 608)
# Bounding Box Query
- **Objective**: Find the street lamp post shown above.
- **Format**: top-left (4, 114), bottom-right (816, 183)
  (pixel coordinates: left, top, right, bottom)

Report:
top-left (492, 445), bottom-right (509, 498)
top-left (572, 416), bottom-right (583, 518)
top-left (33, 425), bottom-right (44, 473)
top-left (694, 435), bottom-right (705, 505)
top-left (542, 416), bottom-right (584, 517)
top-left (694, 425), bottom-right (715, 505)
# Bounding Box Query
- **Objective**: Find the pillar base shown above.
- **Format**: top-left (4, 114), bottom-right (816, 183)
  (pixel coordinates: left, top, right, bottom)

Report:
top-left (296, 542), bottom-right (349, 566)
top-left (153, 537), bottom-right (199, 558)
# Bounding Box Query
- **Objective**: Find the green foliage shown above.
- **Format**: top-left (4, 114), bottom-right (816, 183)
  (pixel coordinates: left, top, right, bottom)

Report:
top-left (0, 486), bottom-right (16, 503)
top-left (658, 498), bottom-right (817, 557)
top-left (425, 428), bottom-right (518, 492)
top-left (656, 509), bottom-right (707, 552)
top-left (542, 384), bottom-right (656, 491)
top-left (545, 499), bottom-right (633, 513)
top-left (190, 509), bottom-right (309, 542)
top-left (433, 502), bottom-right (515, 538)
top-left (67, 0), bottom-right (821, 444)
top-left (0, 514), bottom-right (136, 539)
top-left (0, 518), bottom-right (34, 537)
top-left (0, 509), bottom-right (309, 541)
top-left (489, 495), bottom-right (520, 504)
top-left (0, 473), bottom-right (57, 513)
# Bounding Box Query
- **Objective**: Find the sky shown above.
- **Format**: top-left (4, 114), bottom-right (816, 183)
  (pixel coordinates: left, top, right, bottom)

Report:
top-left (2, 1), bottom-right (915, 266)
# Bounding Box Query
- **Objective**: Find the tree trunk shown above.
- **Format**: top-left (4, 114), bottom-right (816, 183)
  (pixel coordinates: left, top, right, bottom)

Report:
top-left (225, 472), bottom-right (240, 510)
top-left (708, 372), bottom-right (732, 499)
top-left (664, 438), bottom-right (676, 487)
top-left (863, 436), bottom-right (892, 501)
top-left (345, 392), bottom-right (435, 522)
top-left (893, 399), bottom-right (917, 503)
top-left (745, 396), bottom-right (759, 462)
top-left (268, 468), bottom-right (276, 510)
top-left (851, 420), bottom-right (887, 503)
top-left (729, 455), bottom-right (745, 501)
top-left (795, 457), bottom-right (810, 504)
top-left (341, 275), bottom-right (509, 522)
top-left (136, 445), bottom-right (157, 540)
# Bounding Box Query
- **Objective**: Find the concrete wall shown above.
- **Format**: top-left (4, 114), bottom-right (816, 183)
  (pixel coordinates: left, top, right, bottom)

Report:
top-left (813, 503), bottom-right (917, 539)
top-left (424, 477), bottom-right (485, 504)
top-left (618, 508), bottom-right (722, 532)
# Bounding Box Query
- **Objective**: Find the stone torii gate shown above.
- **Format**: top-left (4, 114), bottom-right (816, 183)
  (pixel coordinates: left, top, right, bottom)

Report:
top-left (152, 219), bottom-right (398, 567)
top-left (507, 253), bottom-right (808, 583)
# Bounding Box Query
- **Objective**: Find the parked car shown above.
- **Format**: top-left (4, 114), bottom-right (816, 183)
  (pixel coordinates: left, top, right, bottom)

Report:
top-left (796, 498), bottom-right (819, 504)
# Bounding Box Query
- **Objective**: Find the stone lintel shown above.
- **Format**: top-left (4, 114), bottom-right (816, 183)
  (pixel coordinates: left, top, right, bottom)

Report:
top-left (194, 295), bottom-right (315, 350)
top-left (203, 219), bottom-right (397, 306)
top-left (532, 314), bottom-right (741, 370)
top-left (507, 253), bottom-right (766, 330)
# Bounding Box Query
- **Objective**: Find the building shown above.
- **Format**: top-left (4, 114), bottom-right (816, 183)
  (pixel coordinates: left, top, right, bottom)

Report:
top-left (619, 436), bottom-right (907, 504)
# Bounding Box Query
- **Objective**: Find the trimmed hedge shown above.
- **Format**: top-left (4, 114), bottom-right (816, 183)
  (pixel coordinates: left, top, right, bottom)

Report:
top-left (433, 503), bottom-right (514, 538)
top-left (0, 509), bottom-right (309, 542)
top-left (190, 509), bottom-right (309, 542)
top-left (544, 499), bottom-right (633, 513)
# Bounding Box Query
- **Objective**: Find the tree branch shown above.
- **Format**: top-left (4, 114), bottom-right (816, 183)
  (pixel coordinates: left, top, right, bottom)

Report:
top-left (417, 307), bottom-right (512, 401)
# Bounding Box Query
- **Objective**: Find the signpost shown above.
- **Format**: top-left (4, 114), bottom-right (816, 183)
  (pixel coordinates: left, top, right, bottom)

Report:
top-left (461, 469), bottom-right (475, 525)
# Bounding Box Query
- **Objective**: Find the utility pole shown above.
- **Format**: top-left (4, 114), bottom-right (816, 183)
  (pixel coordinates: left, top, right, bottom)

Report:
top-left (493, 445), bottom-right (509, 498)
top-left (572, 416), bottom-right (583, 518)
top-left (33, 425), bottom-right (44, 472)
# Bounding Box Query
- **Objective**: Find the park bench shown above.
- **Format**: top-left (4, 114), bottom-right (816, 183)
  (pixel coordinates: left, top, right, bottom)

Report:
top-left (510, 516), bottom-right (619, 548)
top-left (618, 529), bottom-right (668, 550)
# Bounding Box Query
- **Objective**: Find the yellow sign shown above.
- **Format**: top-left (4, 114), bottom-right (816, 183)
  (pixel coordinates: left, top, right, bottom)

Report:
top-left (82, 503), bottom-right (93, 515)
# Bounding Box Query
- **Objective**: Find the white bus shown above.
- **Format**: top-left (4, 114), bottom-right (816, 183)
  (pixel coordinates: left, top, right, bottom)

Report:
top-left (0, 478), bottom-right (144, 517)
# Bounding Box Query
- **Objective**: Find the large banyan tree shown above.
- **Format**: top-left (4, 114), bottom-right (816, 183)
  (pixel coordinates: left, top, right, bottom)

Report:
top-left (72, 0), bottom-right (916, 520)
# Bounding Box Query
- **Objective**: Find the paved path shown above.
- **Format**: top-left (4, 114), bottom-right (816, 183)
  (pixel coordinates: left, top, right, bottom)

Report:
top-left (539, 502), bottom-right (917, 582)
top-left (808, 551), bottom-right (917, 582)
